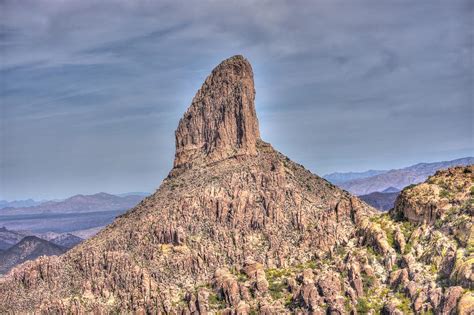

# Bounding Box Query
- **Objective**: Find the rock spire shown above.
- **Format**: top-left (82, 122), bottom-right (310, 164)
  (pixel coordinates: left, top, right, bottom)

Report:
top-left (174, 55), bottom-right (260, 168)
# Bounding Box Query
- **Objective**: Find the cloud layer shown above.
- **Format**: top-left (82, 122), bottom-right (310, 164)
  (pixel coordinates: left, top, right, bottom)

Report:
top-left (1, 0), bottom-right (472, 199)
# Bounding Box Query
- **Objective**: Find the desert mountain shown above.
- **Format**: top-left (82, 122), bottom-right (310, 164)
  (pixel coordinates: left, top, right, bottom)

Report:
top-left (0, 228), bottom-right (82, 272)
top-left (0, 56), bottom-right (472, 314)
top-left (333, 157), bottom-right (473, 195)
top-left (0, 236), bottom-right (65, 275)
top-left (0, 227), bottom-right (27, 250)
top-left (0, 227), bottom-right (83, 251)
top-left (50, 233), bottom-right (83, 249)
top-left (359, 191), bottom-right (399, 211)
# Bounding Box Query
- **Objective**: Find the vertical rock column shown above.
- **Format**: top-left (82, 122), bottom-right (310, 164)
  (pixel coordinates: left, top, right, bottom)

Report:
top-left (174, 55), bottom-right (260, 169)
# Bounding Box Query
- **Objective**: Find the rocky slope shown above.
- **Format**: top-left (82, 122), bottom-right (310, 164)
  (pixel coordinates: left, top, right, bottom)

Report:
top-left (0, 236), bottom-right (65, 274)
top-left (0, 56), bottom-right (472, 314)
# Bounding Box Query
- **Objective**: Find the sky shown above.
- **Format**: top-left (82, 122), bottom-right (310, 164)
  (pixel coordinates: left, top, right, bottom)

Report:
top-left (0, 0), bottom-right (472, 200)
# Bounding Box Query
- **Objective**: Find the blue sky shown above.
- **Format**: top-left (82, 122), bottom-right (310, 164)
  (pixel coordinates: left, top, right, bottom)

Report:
top-left (1, 0), bottom-right (472, 200)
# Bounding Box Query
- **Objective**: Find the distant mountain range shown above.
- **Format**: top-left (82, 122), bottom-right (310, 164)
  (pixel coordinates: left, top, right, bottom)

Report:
top-left (323, 169), bottom-right (387, 185)
top-left (50, 233), bottom-right (83, 248)
top-left (0, 226), bottom-right (83, 274)
top-left (0, 227), bottom-right (83, 250)
top-left (0, 199), bottom-right (44, 209)
top-left (325, 157), bottom-right (473, 196)
top-left (0, 227), bottom-right (26, 250)
top-left (117, 192), bottom-right (151, 197)
top-left (0, 192), bottom-right (148, 245)
top-left (0, 192), bottom-right (147, 215)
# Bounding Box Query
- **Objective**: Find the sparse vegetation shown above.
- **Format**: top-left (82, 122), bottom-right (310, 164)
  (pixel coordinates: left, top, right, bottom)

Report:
top-left (395, 292), bottom-right (412, 314)
top-left (356, 297), bottom-right (376, 314)
top-left (439, 189), bottom-right (450, 198)
top-left (268, 280), bottom-right (287, 300)
top-left (208, 293), bottom-right (226, 309)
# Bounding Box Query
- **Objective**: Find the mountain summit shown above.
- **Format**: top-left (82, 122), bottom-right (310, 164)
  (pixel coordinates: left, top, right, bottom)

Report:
top-left (174, 55), bottom-right (260, 169)
top-left (1, 57), bottom-right (472, 314)
top-left (0, 55), bottom-right (374, 312)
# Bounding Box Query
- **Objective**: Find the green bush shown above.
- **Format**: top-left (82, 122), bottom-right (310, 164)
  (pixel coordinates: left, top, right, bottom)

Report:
top-left (356, 297), bottom-right (371, 313)
top-left (208, 293), bottom-right (226, 309)
top-left (439, 189), bottom-right (450, 199)
top-left (268, 280), bottom-right (286, 300)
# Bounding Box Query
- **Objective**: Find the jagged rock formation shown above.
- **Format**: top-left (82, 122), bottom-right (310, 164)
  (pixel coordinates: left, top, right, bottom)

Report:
top-left (0, 56), bottom-right (472, 314)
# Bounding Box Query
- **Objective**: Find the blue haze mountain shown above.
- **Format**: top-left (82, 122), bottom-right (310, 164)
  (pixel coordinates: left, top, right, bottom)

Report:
top-left (330, 157), bottom-right (473, 195)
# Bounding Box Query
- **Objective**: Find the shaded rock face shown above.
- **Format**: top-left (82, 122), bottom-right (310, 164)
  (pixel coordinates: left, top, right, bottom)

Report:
top-left (174, 55), bottom-right (260, 169)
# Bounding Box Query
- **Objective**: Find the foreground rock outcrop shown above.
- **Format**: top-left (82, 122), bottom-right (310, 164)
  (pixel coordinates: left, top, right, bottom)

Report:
top-left (0, 56), bottom-right (472, 314)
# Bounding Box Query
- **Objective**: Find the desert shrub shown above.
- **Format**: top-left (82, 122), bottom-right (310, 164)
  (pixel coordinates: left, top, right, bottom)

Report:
top-left (439, 189), bottom-right (450, 198)
top-left (356, 298), bottom-right (371, 313)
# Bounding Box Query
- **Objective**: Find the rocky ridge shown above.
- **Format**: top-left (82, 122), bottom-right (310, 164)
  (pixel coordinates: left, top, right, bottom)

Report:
top-left (0, 56), bottom-right (472, 314)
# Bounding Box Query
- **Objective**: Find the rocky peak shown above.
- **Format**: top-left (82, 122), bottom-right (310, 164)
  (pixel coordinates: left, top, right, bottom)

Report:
top-left (174, 55), bottom-right (260, 169)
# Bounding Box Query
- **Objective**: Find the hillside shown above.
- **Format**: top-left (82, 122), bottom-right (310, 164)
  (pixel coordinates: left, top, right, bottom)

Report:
top-left (359, 191), bottom-right (399, 211)
top-left (0, 227), bottom-right (83, 272)
top-left (0, 236), bottom-right (65, 275)
top-left (0, 227), bottom-right (26, 251)
top-left (0, 56), bottom-right (472, 314)
top-left (50, 233), bottom-right (83, 249)
top-left (337, 157), bottom-right (473, 195)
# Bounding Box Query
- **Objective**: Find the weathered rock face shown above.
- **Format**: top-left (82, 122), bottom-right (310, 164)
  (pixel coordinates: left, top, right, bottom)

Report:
top-left (393, 165), bottom-right (473, 225)
top-left (174, 55), bottom-right (260, 169)
top-left (0, 56), bottom-right (472, 314)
